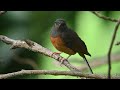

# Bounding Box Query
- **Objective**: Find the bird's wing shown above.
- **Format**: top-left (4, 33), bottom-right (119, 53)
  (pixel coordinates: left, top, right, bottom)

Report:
top-left (61, 29), bottom-right (90, 56)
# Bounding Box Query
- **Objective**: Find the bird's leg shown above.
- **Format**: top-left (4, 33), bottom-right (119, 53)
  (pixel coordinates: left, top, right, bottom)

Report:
top-left (66, 55), bottom-right (71, 60)
top-left (60, 55), bottom-right (71, 66)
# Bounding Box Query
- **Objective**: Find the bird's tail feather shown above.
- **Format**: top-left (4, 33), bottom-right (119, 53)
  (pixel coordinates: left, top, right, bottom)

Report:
top-left (86, 52), bottom-right (91, 57)
top-left (83, 56), bottom-right (93, 74)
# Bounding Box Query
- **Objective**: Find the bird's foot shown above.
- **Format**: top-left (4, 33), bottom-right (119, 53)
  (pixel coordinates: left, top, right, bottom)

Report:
top-left (60, 55), bottom-right (71, 66)
top-left (60, 58), bottom-right (66, 66)
top-left (60, 58), bottom-right (67, 66)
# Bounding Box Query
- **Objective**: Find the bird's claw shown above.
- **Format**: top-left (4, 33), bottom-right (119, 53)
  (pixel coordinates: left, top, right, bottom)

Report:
top-left (60, 58), bottom-right (66, 66)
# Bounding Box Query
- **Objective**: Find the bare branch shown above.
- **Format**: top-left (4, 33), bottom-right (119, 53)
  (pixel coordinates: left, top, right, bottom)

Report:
top-left (13, 55), bottom-right (39, 69)
top-left (90, 11), bottom-right (120, 79)
top-left (0, 35), bottom-right (81, 72)
top-left (108, 19), bottom-right (120, 79)
top-left (77, 54), bottom-right (120, 71)
top-left (90, 11), bottom-right (118, 22)
top-left (0, 69), bottom-right (119, 79)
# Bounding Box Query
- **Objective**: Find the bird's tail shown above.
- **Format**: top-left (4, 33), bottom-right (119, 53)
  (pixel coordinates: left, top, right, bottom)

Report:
top-left (83, 56), bottom-right (93, 74)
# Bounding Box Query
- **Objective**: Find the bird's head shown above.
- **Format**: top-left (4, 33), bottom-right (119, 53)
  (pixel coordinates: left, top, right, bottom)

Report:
top-left (54, 19), bottom-right (67, 29)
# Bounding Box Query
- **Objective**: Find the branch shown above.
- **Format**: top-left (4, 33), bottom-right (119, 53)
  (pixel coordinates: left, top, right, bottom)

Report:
top-left (13, 55), bottom-right (39, 69)
top-left (108, 19), bottom-right (120, 79)
top-left (0, 69), bottom-right (119, 79)
top-left (0, 35), bottom-right (81, 72)
top-left (77, 54), bottom-right (120, 71)
top-left (90, 11), bottom-right (118, 22)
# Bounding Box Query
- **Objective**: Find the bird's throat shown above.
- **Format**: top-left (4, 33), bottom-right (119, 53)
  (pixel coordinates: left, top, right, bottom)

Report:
top-left (51, 29), bottom-right (60, 37)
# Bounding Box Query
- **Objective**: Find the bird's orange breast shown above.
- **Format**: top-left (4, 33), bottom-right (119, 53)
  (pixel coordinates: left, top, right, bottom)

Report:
top-left (50, 35), bottom-right (76, 55)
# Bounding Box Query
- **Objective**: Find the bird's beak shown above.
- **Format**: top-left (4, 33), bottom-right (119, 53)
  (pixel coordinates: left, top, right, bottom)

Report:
top-left (58, 23), bottom-right (61, 27)
top-left (55, 23), bottom-right (57, 26)
top-left (55, 23), bottom-right (61, 28)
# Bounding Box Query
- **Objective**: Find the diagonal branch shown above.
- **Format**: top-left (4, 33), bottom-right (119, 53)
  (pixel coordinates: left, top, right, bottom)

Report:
top-left (0, 69), bottom-right (119, 79)
top-left (90, 11), bottom-right (118, 22)
top-left (0, 35), bottom-right (81, 72)
top-left (108, 19), bottom-right (120, 79)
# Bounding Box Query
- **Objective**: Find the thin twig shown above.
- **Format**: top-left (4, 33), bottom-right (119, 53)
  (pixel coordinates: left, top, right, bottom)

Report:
top-left (0, 69), bottom-right (119, 79)
top-left (108, 19), bottom-right (120, 79)
top-left (0, 35), bottom-right (81, 72)
top-left (91, 11), bottom-right (118, 22)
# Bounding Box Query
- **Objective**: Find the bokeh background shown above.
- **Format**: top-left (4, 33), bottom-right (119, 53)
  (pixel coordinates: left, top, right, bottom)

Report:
top-left (0, 11), bottom-right (120, 79)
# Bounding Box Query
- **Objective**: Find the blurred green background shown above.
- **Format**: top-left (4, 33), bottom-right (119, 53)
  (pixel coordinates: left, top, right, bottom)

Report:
top-left (0, 11), bottom-right (120, 79)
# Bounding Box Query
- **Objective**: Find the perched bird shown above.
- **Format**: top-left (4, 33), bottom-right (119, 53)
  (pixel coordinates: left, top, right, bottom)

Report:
top-left (50, 19), bottom-right (93, 74)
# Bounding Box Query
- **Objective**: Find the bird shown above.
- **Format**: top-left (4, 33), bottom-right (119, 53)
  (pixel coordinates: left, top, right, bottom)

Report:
top-left (50, 19), bottom-right (93, 74)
